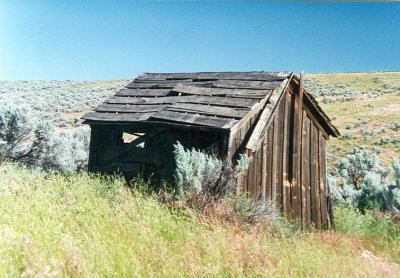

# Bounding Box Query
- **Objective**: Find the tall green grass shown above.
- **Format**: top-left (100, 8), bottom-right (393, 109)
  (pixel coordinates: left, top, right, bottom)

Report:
top-left (0, 164), bottom-right (398, 277)
top-left (334, 204), bottom-right (400, 262)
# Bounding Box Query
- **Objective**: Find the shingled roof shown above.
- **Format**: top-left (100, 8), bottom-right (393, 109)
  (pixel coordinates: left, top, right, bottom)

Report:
top-left (82, 71), bottom-right (294, 129)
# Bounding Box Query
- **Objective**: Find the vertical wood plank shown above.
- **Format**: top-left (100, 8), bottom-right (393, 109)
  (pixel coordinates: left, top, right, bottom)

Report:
top-left (266, 122), bottom-right (274, 201)
top-left (302, 114), bottom-right (311, 228)
top-left (315, 128), bottom-right (322, 228)
top-left (282, 91), bottom-right (291, 217)
top-left (319, 134), bottom-right (328, 228)
top-left (271, 117), bottom-right (278, 203)
top-left (248, 107), bottom-right (259, 198)
top-left (261, 139), bottom-right (267, 203)
top-left (310, 125), bottom-right (316, 228)
top-left (88, 127), bottom-right (98, 172)
top-left (290, 92), bottom-right (301, 221)
top-left (275, 98), bottom-right (285, 208)
top-left (248, 151), bottom-right (256, 197)
top-left (310, 124), bottom-right (322, 228)
top-left (256, 146), bottom-right (263, 200)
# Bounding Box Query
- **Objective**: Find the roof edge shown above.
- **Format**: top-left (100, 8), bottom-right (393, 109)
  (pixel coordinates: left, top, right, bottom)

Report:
top-left (292, 74), bottom-right (340, 137)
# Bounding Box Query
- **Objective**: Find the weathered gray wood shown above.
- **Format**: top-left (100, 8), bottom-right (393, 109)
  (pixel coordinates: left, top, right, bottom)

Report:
top-left (275, 98), bottom-right (285, 208)
top-left (310, 124), bottom-right (317, 228)
top-left (256, 147), bottom-right (263, 199)
top-left (180, 96), bottom-right (258, 108)
top-left (107, 96), bottom-right (177, 104)
top-left (206, 80), bottom-right (283, 90)
top-left (303, 88), bottom-right (340, 137)
top-left (271, 117), bottom-right (278, 203)
top-left (282, 91), bottom-right (291, 217)
top-left (302, 102), bottom-right (330, 139)
top-left (248, 151), bottom-right (257, 197)
top-left (116, 89), bottom-right (171, 97)
top-left (107, 95), bottom-right (258, 109)
top-left (83, 112), bottom-right (154, 122)
top-left (166, 103), bottom-right (249, 119)
top-left (291, 75), bottom-right (339, 137)
top-left (171, 84), bottom-right (273, 97)
top-left (229, 97), bottom-right (268, 138)
top-left (126, 80), bottom-right (192, 89)
top-left (228, 94), bottom-right (270, 99)
top-left (289, 90), bottom-right (301, 220)
top-left (302, 114), bottom-right (311, 228)
top-left (261, 140), bottom-right (267, 203)
top-left (136, 72), bottom-right (291, 81)
top-left (313, 127), bottom-right (322, 228)
top-left (266, 123), bottom-right (274, 201)
top-left (150, 110), bottom-right (237, 128)
top-left (185, 96), bottom-right (258, 108)
top-left (95, 104), bottom-right (168, 113)
top-left (297, 72), bottom-right (305, 179)
top-left (245, 78), bottom-right (289, 151)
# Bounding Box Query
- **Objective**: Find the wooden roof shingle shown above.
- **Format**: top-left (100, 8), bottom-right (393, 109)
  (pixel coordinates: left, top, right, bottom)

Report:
top-left (83, 71), bottom-right (292, 130)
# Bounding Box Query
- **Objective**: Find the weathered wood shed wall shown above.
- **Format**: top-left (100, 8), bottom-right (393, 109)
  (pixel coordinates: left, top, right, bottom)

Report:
top-left (83, 71), bottom-right (339, 228)
top-left (230, 75), bottom-right (336, 228)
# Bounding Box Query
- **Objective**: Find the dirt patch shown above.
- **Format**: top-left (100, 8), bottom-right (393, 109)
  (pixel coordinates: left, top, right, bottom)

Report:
top-left (360, 250), bottom-right (400, 278)
top-left (61, 112), bottom-right (87, 119)
top-left (371, 103), bottom-right (400, 115)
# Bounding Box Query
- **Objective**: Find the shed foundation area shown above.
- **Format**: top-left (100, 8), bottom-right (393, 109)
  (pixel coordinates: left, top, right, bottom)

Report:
top-left (83, 71), bottom-right (339, 228)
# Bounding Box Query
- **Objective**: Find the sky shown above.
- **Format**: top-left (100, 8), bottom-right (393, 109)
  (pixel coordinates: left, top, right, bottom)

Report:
top-left (1, 1), bottom-right (399, 80)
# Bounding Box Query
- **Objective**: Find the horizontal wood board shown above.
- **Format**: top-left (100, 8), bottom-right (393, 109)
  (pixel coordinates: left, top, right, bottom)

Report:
top-left (106, 96), bottom-right (258, 108)
top-left (150, 110), bottom-right (238, 129)
top-left (166, 103), bottom-right (249, 119)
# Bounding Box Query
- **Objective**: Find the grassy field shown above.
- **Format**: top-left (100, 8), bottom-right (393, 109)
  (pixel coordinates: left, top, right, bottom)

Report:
top-left (1, 164), bottom-right (399, 277)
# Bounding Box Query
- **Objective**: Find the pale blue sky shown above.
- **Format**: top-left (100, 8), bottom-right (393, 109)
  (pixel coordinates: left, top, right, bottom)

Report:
top-left (1, 1), bottom-right (399, 80)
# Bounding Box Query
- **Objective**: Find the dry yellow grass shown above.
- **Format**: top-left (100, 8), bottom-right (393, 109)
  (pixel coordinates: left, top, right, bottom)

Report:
top-left (1, 164), bottom-right (399, 277)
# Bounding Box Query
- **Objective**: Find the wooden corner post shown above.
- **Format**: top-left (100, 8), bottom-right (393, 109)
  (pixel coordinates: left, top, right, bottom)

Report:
top-left (298, 71), bottom-right (305, 226)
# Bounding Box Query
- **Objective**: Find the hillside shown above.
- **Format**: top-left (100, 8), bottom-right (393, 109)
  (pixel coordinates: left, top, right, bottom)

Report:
top-left (1, 72), bottom-right (399, 172)
top-left (2, 72), bottom-right (399, 168)
top-left (305, 72), bottom-right (400, 167)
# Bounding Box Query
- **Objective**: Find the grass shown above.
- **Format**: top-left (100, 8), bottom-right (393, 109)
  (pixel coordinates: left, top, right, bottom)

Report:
top-left (334, 204), bottom-right (400, 262)
top-left (1, 163), bottom-right (399, 277)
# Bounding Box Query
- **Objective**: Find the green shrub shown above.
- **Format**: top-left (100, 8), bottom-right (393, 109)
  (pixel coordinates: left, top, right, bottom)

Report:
top-left (173, 142), bottom-right (251, 200)
top-left (28, 121), bottom-right (90, 172)
top-left (336, 148), bottom-right (384, 189)
top-left (330, 148), bottom-right (400, 212)
top-left (173, 141), bottom-right (232, 195)
top-left (380, 136), bottom-right (392, 145)
top-left (0, 104), bottom-right (36, 162)
top-left (342, 131), bottom-right (355, 139)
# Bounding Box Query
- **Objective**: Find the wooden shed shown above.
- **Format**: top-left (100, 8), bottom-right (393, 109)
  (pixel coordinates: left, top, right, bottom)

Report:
top-left (82, 71), bottom-right (339, 228)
